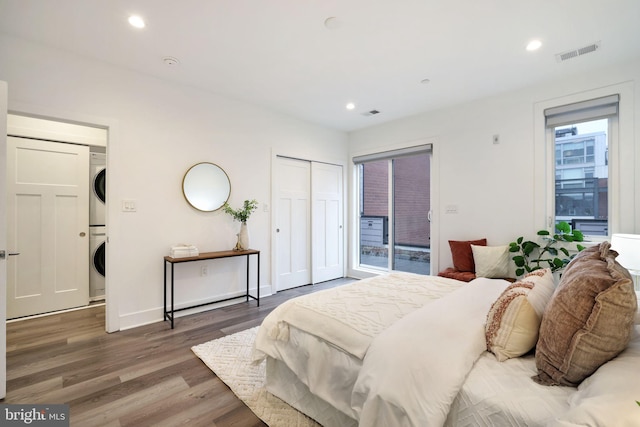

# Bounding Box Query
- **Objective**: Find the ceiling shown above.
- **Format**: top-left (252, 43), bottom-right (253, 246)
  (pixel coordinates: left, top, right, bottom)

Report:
top-left (1, 0), bottom-right (640, 132)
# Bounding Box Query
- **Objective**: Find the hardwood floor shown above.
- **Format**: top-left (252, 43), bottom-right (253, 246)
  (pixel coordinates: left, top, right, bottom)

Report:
top-left (3, 278), bottom-right (355, 426)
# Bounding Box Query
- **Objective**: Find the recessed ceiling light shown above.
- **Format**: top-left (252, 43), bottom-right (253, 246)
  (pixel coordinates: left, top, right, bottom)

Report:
top-left (324, 17), bottom-right (342, 30)
top-left (128, 15), bottom-right (146, 29)
top-left (163, 56), bottom-right (180, 66)
top-left (526, 39), bottom-right (542, 51)
top-left (346, 102), bottom-right (356, 110)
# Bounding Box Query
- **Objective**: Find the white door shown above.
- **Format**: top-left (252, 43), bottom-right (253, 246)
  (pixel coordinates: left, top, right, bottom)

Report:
top-left (275, 157), bottom-right (311, 291)
top-left (6, 137), bottom-right (90, 318)
top-left (312, 162), bottom-right (344, 283)
top-left (1, 81), bottom-right (8, 398)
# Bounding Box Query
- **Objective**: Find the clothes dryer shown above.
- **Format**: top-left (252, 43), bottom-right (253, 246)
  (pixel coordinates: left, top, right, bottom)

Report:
top-left (90, 152), bottom-right (106, 226)
top-left (89, 226), bottom-right (106, 299)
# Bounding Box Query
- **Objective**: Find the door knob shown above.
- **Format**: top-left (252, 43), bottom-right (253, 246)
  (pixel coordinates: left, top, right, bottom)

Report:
top-left (79, 232), bottom-right (86, 237)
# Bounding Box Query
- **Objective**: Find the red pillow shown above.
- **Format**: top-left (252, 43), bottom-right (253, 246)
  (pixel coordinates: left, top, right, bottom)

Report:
top-left (449, 239), bottom-right (487, 272)
top-left (437, 267), bottom-right (476, 282)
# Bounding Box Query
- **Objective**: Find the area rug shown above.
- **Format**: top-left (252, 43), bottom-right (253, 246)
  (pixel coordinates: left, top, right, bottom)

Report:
top-left (191, 327), bottom-right (320, 427)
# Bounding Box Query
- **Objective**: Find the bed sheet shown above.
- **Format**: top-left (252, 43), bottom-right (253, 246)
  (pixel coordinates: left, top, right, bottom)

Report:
top-left (263, 324), bottom-right (362, 420)
top-left (445, 352), bottom-right (573, 426)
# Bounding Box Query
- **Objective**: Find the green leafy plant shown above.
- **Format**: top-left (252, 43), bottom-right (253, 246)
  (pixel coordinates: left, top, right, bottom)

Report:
top-left (223, 199), bottom-right (258, 223)
top-left (509, 221), bottom-right (586, 277)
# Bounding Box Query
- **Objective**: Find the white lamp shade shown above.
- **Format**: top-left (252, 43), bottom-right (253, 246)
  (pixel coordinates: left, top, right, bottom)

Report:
top-left (611, 234), bottom-right (640, 272)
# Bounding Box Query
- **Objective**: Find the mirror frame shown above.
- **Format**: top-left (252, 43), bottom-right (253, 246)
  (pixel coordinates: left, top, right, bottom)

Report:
top-left (182, 162), bottom-right (231, 212)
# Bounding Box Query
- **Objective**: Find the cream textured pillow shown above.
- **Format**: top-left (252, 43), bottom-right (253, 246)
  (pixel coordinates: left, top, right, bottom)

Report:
top-left (486, 269), bottom-right (555, 361)
top-left (534, 242), bottom-right (638, 387)
top-left (472, 244), bottom-right (510, 278)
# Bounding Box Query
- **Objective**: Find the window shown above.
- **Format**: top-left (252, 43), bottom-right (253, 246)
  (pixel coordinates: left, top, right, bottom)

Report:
top-left (354, 145), bottom-right (431, 273)
top-left (545, 95), bottom-right (618, 237)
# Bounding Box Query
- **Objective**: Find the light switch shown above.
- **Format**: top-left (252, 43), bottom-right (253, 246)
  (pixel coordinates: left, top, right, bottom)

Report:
top-left (122, 199), bottom-right (137, 212)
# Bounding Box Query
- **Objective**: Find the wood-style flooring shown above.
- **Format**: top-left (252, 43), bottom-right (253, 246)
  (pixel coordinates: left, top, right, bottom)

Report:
top-left (3, 278), bottom-right (355, 426)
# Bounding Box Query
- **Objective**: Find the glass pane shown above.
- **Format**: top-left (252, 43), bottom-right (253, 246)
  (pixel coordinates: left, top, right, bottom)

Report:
top-left (359, 160), bottom-right (389, 269)
top-left (392, 154), bottom-right (431, 274)
top-left (554, 119), bottom-right (608, 236)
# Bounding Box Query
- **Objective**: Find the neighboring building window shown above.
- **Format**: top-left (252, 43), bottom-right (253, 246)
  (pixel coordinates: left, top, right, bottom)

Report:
top-left (545, 95), bottom-right (618, 237)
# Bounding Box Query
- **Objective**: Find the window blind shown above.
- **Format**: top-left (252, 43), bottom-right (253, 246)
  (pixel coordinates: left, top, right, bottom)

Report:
top-left (545, 94), bottom-right (619, 127)
top-left (352, 144), bottom-right (432, 164)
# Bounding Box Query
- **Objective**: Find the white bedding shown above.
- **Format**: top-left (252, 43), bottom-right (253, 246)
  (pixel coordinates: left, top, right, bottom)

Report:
top-left (253, 272), bottom-right (465, 420)
top-left (255, 272), bottom-right (464, 359)
top-left (254, 273), bottom-right (640, 426)
top-left (352, 278), bottom-right (509, 426)
top-left (445, 353), bottom-right (573, 426)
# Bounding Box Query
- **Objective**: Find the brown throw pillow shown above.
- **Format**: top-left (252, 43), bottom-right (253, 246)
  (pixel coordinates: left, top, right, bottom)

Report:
top-left (533, 242), bottom-right (638, 387)
top-left (449, 239), bottom-right (487, 272)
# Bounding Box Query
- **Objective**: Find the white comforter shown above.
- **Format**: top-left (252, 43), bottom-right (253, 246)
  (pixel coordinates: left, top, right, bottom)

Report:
top-left (351, 278), bottom-right (509, 427)
top-left (255, 273), bottom-right (465, 360)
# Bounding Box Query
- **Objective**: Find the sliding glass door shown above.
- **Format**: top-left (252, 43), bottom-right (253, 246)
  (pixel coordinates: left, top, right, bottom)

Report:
top-left (356, 146), bottom-right (431, 274)
top-left (392, 154), bottom-right (430, 273)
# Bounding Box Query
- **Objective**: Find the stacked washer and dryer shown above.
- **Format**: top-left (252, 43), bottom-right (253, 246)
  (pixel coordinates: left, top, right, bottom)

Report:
top-left (89, 152), bottom-right (106, 300)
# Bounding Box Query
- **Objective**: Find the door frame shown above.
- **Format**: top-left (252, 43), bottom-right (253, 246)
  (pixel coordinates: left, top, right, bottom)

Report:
top-left (1, 81), bottom-right (8, 398)
top-left (7, 112), bottom-right (119, 332)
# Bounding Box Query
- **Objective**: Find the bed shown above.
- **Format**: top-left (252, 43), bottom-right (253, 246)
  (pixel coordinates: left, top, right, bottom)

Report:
top-left (253, 243), bottom-right (640, 426)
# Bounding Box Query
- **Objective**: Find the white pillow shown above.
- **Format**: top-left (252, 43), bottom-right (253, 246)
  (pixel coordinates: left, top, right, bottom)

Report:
top-left (471, 244), bottom-right (510, 278)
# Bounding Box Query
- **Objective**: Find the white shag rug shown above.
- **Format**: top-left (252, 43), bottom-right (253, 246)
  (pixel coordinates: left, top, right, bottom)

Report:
top-left (192, 327), bottom-right (320, 427)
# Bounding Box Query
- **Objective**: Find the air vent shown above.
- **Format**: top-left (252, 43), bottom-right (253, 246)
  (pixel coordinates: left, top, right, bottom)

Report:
top-left (556, 41), bottom-right (601, 62)
top-left (362, 110), bottom-right (380, 117)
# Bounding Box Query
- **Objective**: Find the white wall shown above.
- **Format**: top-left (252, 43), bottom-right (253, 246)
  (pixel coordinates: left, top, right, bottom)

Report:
top-left (0, 35), bottom-right (348, 330)
top-left (348, 58), bottom-right (640, 275)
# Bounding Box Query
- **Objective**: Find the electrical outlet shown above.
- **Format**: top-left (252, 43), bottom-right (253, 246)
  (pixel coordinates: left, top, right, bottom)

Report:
top-left (201, 265), bottom-right (208, 276)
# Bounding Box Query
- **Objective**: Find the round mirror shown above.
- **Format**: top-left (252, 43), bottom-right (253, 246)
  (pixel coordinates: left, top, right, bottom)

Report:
top-left (182, 162), bottom-right (231, 212)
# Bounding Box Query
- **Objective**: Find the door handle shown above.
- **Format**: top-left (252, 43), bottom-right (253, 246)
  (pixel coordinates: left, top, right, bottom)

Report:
top-left (0, 250), bottom-right (20, 259)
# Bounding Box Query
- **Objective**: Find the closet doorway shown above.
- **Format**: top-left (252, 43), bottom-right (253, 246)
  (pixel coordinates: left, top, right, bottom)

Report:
top-left (274, 156), bottom-right (344, 291)
top-left (5, 115), bottom-right (107, 320)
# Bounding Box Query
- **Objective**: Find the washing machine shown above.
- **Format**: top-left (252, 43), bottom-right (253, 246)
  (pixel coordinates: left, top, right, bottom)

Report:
top-left (90, 152), bottom-right (106, 226)
top-left (90, 226), bottom-right (106, 299)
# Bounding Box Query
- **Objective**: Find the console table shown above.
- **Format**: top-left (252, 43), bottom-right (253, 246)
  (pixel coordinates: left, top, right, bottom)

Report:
top-left (164, 249), bottom-right (260, 328)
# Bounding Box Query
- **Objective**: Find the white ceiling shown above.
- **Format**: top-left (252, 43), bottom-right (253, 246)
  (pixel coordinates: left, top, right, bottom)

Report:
top-left (1, 0), bottom-right (640, 131)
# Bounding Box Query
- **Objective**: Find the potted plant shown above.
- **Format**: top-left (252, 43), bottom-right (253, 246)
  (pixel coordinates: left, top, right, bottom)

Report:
top-left (223, 199), bottom-right (258, 250)
top-left (509, 221), bottom-right (586, 278)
